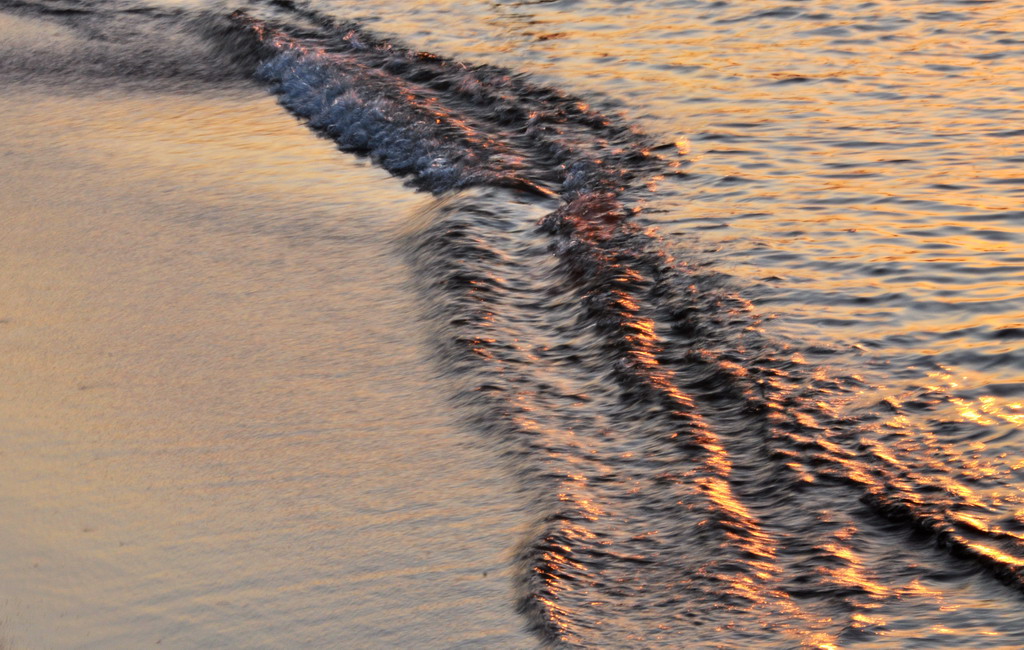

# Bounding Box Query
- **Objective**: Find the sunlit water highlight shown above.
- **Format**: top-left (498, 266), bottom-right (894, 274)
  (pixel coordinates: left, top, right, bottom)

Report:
top-left (1, 0), bottom-right (1022, 647)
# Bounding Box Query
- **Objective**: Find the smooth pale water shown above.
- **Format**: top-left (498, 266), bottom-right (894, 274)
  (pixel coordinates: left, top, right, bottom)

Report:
top-left (0, 14), bottom-right (531, 648)
top-left (1, 0), bottom-right (1022, 648)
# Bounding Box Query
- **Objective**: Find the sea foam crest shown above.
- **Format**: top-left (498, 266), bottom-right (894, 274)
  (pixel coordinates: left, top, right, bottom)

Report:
top-left (256, 48), bottom-right (488, 193)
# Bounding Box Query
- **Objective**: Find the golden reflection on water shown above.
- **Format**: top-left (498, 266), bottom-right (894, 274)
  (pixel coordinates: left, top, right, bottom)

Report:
top-left (952, 394), bottom-right (1024, 429)
top-left (2, 0), bottom-right (1022, 646)
top-left (258, 0), bottom-right (1024, 644)
top-left (925, 369), bottom-right (1024, 435)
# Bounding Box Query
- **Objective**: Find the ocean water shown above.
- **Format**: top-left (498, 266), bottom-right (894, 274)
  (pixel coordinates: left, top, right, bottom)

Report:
top-left (1, 0), bottom-right (1022, 648)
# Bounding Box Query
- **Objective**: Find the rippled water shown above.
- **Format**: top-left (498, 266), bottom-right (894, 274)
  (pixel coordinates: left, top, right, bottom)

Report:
top-left (2, 0), bottom-right (1023, 647)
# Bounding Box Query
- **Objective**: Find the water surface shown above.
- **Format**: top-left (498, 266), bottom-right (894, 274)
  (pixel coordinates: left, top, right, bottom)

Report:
top-left (1, 0), bottom-right (1023, 647)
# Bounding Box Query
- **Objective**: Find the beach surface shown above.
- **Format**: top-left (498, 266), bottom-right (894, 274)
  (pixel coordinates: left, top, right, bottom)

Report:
top-left (0, 21), bottom-right (532, 647)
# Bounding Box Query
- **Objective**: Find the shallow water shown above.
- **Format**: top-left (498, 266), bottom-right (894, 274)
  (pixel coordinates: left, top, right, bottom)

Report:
top-left (1, 0), bottom-right (1023, 647)
top-left (0, 49), bottom-right (530, 649)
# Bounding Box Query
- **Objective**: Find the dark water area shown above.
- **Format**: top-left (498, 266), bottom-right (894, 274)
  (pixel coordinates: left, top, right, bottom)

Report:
top-left (2, 0), bottom-right (1023, 647)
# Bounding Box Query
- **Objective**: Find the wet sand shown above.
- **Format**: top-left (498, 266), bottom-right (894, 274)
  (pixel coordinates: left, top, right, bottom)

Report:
top-left (0, 44), bottom-right (532, 649)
